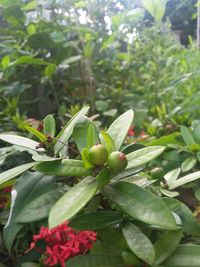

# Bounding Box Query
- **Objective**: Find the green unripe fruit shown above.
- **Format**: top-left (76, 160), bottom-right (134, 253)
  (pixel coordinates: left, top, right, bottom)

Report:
top-left (107, 151), bottom-right (128, 172)
top-left (121, 251), bottom-right (142, 267)
top-left (88, 144), bottom-right (108, 166)
top-left (150, 167), bottom-right (164, 180)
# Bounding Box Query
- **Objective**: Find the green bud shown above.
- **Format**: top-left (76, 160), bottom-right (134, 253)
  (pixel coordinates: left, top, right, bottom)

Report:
top-left (88, 144), bottom-right (108, 166)
top-left (107, 151), bottom-right (128, 172)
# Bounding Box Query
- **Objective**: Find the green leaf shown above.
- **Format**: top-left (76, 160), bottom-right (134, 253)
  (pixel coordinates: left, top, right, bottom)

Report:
top-left (163, 198), bottom-right (200, 237)
top-left (193, 124), bottom-right (200, 144)
top-left (168, 171), bottom-right (200, 190)
top-left (164, 168), bottom-right (181, 186)
top-left (73, 116), bottom-right (97, 152)
top-left (44, 64), bottom-right (56, 78)
top-left (21, 0), bottom-right (36, 11)
top-left (180, 126), bottom-right (196, 145)
top-left (126, 146), bottom-right (165, 169)
top-left (96, 168), bottom-right (112, 188)
top-left (181, 157), bottom-right (197, 172)
top-left (15, 188), bottom-right (63, 223)
top-left (69, 211), bottom-right (123, 230)
top-left (1, 55), bottom-right (10, 69)
top-left (142, 0), bottom-right (167, 21)
top-left (54, 106), bottom-right (89, 155)
top-left (25, 126), bottom-right (47, 142)
top-left (107, 110), bottom-right (134, 150)
top-left (49, 176), bottom-right (98, 228)
top-left (154, 230), bottom-right (183, 265)
top-left (122, 222), bottom-right (155, 265)
top-left (100, 131), bottom-right (116, 154)
top-left (44, 114), bottom-right (56, 137)
top-left (0, 162), bottom-right (39, 186)
top-left (21, 263), bottom-right (39, 267)
top-left (102, 182), bottom-right (176, 230)
top-left (162, 244), bottom-right (200, 267)
top-left (60, 55), bottom-right (82, 65)
top-left (67, 255), bottom-right (125, 267)
top-left (36, 159), bottom-right (90, 177)
top-left (11, 56), bottom-right (49, 66)
top-left (146, 132), bottom-right (182, 146)
top-left (4, 172), bottom-right (54, 251)
top-left (0, 134), bottom-right (40, 151)
top-left (81, 148), bottom-right (94, 169)
top-left (87, 124), bottom-right (99, 149)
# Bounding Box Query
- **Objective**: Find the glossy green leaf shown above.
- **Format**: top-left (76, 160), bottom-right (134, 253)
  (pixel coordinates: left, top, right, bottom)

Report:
top-left (154, 230), bottom-right (183, 265)
top-left (163, 198), bottom-right (200, 237)
top-left (122, 222), bottom-right (155, 265)
top-left (168, 171), bottom-right (200, 190)
top-left (121, 251), bottom-right (141, 267)
top-left (0, 134), bottom-right (40, 151)
top-left (162, 245), bottom-right (200, 267)
top-left (102, 182), bottom-right (176, 230)
top-left (36, 159), bottom-right (90, 177)
top-left (146, 132), bottom-right (182, 146)
top-left (100, 131), bottom-right (116, 154)
top-left (54, 106), bottom-right (89, 155)
top-left (87, 124), bottom-right (99, 149)
top-left (0, 162), bottom-right (39, 186)
top-left (180, 126), bottom-right (196, 145)
top-left (181, 157), bottom-right (197, 172)
top-left (25, 126), bottom-right (47, 142)
top-left (67, 254), bottom-right (125, 267)
top-left (126, 146), bottom-right (165, 169)
top-left (69, 211), bottom-right (123, 230)
top-left (107, 110), bottom-right (134, 150)
top-left (193, 124), bottom-right (200, 144)
top-left (49, 176), bottom-right (98, 228)
top-left (44, 114), bottom-right (56, 137)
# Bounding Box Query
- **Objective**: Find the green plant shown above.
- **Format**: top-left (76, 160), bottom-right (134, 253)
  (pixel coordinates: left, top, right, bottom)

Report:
top-left (0, 107), bottom-right (200, 266)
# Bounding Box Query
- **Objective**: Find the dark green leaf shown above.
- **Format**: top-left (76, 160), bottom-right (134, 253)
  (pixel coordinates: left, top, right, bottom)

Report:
top-left (154, 230), bottom-right (183, 265)
top-left (122, 222), bottom-right (155, 265)
top-left (102, 182), bottom-right (176, 230)
top-left (69, 211), bottom-right (123, 230)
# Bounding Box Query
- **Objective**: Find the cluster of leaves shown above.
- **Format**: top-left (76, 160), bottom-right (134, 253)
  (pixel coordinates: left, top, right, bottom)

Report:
top-left (0, 107), bottom-right (200, 267)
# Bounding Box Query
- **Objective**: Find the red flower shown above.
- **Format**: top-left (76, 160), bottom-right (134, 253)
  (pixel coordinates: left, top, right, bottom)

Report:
top-left (128, 125), bottom-right (135, 137)
top-left (27, 222), bottom-right (97, 267)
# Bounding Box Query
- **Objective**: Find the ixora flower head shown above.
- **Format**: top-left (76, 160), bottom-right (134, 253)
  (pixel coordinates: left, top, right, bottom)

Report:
top-left (27, 222), bottom-right (97, 267)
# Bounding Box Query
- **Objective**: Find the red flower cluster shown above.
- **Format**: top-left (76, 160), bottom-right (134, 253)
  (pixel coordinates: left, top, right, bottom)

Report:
top-left (27, 222), bottom-right (97, 267)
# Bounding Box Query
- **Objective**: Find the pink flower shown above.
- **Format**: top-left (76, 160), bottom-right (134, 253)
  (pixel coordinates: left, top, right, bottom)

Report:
top-left (128, 125), bottom-right (135, 137)
top-left (27, 222), bottom-right (97, 267)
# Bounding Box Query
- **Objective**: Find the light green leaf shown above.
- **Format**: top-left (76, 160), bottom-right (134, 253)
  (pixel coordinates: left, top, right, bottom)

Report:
top-left (126, 146), bottom-right (165, 169)
top-left (69, 211), bottom-right (123, 230)
top-left (44, 114), bottom-right (56, 137)
top-left (154, 230), bottom-right (183, 265)
top-left (0, 162), bottom-right (39, 186)
top-left (164, 168), bottom-right (181, 185)
top-left (11, 56), bottom-right (49, 66)
top-left (142, 0), bottom-right (167, 21)
top-left (181, 157), bottom-right (197, 172)
top-left (180, 126), bottom-right (196, 145)
top-left (168, 171), bottom-right (200, 190)
top-left (102, 182), bottom-right (176, 230)
top-left (81, 148), bottom-right (94, 169)
top-left (54, 106), bottom-right (89, 155)
top-left (122, 222), bottom-right (155, 265)
top-left (162, 245), bottom-right (200, 267)
top-left (49, 176), bottom-right (98, 228)
top-left (25, 126), bottom-right (47, 142)
top-left (21, 0), bottom-right (36, 11)
top-left (67, 255), bottom-right (125, 267)
top-left (107, 110), bottom-right (134, 150)
top-left (36, 159), bottom-right (90, 177)
top-left (100, 131), bottom-right (116, 154)
top-left (60, 55), bottom-right (82, 65)
top-left (0, 134), bottom-right (40, 151)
